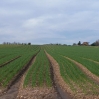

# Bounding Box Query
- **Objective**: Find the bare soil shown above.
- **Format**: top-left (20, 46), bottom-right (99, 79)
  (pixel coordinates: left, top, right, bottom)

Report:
top-left (16, 51), bottom-right (62, 99)
top-left (3, 50), bottom-right (99, 99)
top-left (46, 52), bottom-right (99, 99)
top-left (0, 49), bottom-right (59, 99)
top-left (0, 79), bottom-right (21, 99)
top-left (16, 73), bottom-right (58, 99)
top-left (45, 52), bottom-right (72, 99)
top-left (17, 87), bottom-right (58, 99)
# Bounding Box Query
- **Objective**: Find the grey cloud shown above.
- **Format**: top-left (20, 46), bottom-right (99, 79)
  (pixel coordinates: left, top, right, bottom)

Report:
top-left (0, 0), bottom-right (99, 44)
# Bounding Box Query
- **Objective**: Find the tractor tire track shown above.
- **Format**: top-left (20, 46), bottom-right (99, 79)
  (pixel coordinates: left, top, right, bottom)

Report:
top-left (17, 50), bottom-right (59, 99)
top-left (16, 54), bottom-right (37, 99)
top-left (0, 51), bottom-right (39, 99)
top-left (45, 51), bottom-right (72, 99)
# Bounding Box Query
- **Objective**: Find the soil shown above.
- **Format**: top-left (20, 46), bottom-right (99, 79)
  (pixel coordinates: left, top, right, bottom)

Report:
top-left (0, 49), bottom-right (61, 99)
top-left (0, 79), bottom-right (21, 99)
top-left (16, 72), bottom-right (59, 99)
top-left (17, 87), bottom-right (58, 99)
top-left (1, 50), bottom-right (99, 99)
top-left (16, 51), bottom-right (62, 99)
top-left (46, 52), bottom-right (99, 99)
top-left (45, 51), bottom-right (72, 99)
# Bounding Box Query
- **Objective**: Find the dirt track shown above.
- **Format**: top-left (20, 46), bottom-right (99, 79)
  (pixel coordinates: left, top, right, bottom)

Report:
top-left (16, 51), bottom-right (63, 99)
top-left (46, 52), bottom-right (72, 99)
top-left (46, 53), bottom-right (99, 99)
top-left (0, 51), bottom-right (73, 99)
top-left (0, 80), bottom-right (21, 99)
top-left (0, 50), bottom-right (65, 99)
top-left (17, 87), bottom-right (59, 99)
top-left (1, 49), bottom-right (99, 99)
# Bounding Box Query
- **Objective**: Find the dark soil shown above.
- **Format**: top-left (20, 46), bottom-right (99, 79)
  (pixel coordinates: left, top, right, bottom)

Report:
top-left (46, 51), bottom-right (72, 99)
top-left (50, 62), bottom-right (71, 99)
top-left (0, 80), bottom-right (21, 99)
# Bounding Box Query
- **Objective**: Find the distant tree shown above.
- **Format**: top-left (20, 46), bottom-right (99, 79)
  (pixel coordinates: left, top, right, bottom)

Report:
top-left (91, 42), bottom-right (96, 46)
top-left (3, 42), bottom-right (6, 45)
top-left (63, 44), bottom-right (67, 46)
top-left (78, 41), bottom-right (81, 45)
top-left (6, 42), bottom-right (9, 44)
top-left (91, 39), bottom-right (99, 46)
top-left (91, 40), bottom-right (99, 46)
top-left (24, 43), bottom-right (27, 45)
top-left (50, 43), bottom-right (53, 45)
top-left (56, 43), bottom-right (59, 45)
top-left (95, 40), bottom-right (99, 46)
top-left (58, 43), bottom-right (61, 45)
top-left (73, 43), bottom-right (77, 46)
top-left (28, 43), bottom-right (31, 45)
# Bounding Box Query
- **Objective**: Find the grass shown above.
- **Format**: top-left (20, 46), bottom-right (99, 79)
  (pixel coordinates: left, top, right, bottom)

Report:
top-left (0, 45), bottom-right (40, 87)
top-left (24, 49), bottom-right (52, 87)
top-left (44, 45), bottom-right (99, 95)
top-left (44, 45), bottom-right (99, 76)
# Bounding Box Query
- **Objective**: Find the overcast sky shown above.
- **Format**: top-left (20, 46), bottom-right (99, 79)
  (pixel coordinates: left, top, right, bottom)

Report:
top-left (0, 0), bottom-right (99, 45)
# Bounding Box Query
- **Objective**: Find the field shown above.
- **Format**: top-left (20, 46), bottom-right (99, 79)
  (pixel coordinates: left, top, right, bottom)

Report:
top-left (0, 45), bottom-right (99, 99)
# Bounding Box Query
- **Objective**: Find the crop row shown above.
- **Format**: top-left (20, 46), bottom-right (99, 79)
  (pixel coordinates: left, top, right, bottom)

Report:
top-left (0, 45), bottom-right (40, 87)
top-left (24, 49), bottom-right (52, 87)
top-left (45, 45), bottom-right (99, 77)
top-left (44, 45), bottom-right (99, 95)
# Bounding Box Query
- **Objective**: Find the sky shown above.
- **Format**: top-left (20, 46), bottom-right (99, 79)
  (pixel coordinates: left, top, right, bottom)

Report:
top-left (0, 0), bottom-right (99, 45)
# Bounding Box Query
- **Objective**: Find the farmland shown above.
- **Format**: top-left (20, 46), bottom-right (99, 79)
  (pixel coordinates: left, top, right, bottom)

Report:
top-left (24, 49), bottom-right (52, 87)
top-left (0, 45), bottom-right (40, 87)
top-left (44, 45), bottom-right (99, 98)
top-left (0, 45), bottom-right (99, 99)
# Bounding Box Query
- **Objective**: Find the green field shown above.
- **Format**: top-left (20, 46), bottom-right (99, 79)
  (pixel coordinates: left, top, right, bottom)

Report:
top-left (0, 45), bottom-right (40, 87)
top-left (24, 49), bottom-right (52, 87)
top-left (0, 45), bottom-right (99, 98)
top-left (44, 45), bottom-right (99, 95)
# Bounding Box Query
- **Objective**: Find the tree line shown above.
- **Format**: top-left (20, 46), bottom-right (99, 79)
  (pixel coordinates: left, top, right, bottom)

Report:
top-left (72, 39), bottom-right (99, 46)
top-left (2, 39), bottom-right (99, 46)
top-left (3, 42), bottom-right (31, 45)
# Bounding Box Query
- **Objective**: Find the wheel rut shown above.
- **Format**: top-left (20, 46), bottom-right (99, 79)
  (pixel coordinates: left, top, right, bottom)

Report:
top-left (0, 50), bottom-right (73, 99)
top-left (17, 50), bottom-right (63, 99)
top-left (0, 51), bottom-right (39, 99)
top-left (45, 51), bottom-right (72, 99)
